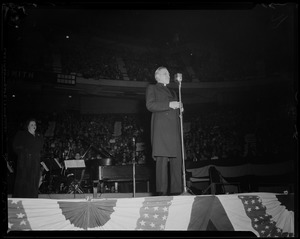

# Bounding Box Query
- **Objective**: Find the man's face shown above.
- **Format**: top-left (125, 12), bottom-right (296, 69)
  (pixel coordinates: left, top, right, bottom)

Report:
top-left (158, 68), bottom-right (170, 84)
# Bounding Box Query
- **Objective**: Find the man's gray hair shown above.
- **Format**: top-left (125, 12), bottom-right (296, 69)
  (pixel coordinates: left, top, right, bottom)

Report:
top-left (154, 66), bottom-right (167, 82)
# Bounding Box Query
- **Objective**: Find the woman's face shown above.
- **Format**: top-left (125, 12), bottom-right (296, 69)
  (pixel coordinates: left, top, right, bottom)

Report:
top-left (28, 121), bottom-right (37, 132)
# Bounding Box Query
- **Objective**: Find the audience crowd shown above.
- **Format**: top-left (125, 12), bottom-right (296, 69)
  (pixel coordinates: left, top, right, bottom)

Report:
top-left (61, 44), bottom-right (123, 80)
top-left (9, 105), bottom-right (293, 169)
top-left (7, 103), bottom-right (294, 193)
top-left (120, 48), bottom-right (192, 82)
top-left (56, 40), bottom-right (267, 82)
top-left (7, 36), bottom-right (274, 83)
top-left (60, 43), bottom-right (195, 82)
top-left (46, 112), bottom-right (147, 165)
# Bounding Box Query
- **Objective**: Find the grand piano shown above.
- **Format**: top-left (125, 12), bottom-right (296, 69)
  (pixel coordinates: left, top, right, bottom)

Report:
top-left (83, 142), bottom-right (155, 194)
top-left (97, 164), bottom-right (155, 193)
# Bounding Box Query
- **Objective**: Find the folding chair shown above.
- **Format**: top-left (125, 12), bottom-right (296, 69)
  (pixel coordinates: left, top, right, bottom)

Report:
top-left (202, 166), bottom-right (241, 195)
top-left (185, 167), bottom-right (211, 195)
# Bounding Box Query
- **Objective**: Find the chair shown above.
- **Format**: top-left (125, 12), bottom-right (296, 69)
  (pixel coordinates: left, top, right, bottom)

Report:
top-left (202, 166), bottom-right (241, 195)
top-left (186, 169), bottom-right (211, 195)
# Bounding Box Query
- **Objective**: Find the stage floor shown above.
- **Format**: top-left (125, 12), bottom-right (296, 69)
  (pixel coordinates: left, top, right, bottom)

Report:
top-left (7, 192), bottom-right (154, 199)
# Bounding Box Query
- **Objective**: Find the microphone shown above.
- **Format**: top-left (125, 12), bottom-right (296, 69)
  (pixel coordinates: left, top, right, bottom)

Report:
top-left (175, 73), bottom-right (182, 83)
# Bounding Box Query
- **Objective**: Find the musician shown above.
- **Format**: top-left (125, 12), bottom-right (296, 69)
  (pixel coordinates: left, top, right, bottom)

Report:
top-left (75, 152), bottom-right (85, 184)
top-left (12, 118), bottom-right (44, 198)
top-left (145, 66), bottom-right (183, 196)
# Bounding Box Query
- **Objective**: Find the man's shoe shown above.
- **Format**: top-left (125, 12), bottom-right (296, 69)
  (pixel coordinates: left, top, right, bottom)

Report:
top-left (155, 192), bottom-right (167, 196)
top-left (169, 192), bottom-right (181, 196)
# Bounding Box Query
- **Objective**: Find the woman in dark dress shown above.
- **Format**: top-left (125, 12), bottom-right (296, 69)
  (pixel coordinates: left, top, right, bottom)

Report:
top-left (12, 118), bottom-right (44, 198)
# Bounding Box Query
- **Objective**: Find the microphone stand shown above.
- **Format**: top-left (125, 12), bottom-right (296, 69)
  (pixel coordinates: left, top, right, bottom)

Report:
top-left (132, 137), bottom-right (136, 198)
top-left (177, 75), bottom-right (193, 195)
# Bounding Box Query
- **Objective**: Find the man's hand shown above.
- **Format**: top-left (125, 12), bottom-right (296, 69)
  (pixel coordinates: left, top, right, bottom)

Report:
top-left (169, 101), bottom-right (183, 110)
top-left (169, 101), bottom-right (180, 109)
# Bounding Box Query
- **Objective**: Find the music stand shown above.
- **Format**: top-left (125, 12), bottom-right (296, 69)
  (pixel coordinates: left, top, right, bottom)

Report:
top-left (64, 160), bottom-right (86, 198)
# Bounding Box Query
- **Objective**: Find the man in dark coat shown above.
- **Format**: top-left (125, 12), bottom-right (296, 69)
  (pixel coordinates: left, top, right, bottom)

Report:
top-left (12, 118), bottom-right (44, 198)
top-left (146, 66), bottom-right (183, 195)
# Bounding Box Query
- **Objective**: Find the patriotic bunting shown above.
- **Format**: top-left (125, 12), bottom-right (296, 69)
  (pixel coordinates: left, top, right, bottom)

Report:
top-left (7, 193), bottom-right (294, 237)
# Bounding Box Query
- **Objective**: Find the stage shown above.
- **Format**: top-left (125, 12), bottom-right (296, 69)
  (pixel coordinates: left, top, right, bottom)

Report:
top-left (8, 192), bottom-right (153, 199)
top-left (6, 192), bottom-right (295, 237)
